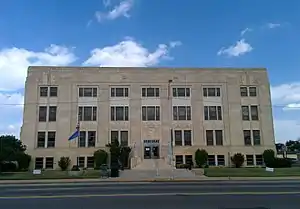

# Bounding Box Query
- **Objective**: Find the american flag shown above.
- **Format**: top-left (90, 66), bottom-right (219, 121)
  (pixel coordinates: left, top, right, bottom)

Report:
top-left (76, 121), bottom-right (80, 131)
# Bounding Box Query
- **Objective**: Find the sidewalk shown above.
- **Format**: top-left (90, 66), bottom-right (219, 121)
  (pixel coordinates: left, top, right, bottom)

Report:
top-left (1, 176), bottom-right (300, 184)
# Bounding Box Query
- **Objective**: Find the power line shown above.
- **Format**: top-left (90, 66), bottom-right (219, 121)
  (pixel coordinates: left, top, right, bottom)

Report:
top-left (0, 97), bottom-right (292, 108)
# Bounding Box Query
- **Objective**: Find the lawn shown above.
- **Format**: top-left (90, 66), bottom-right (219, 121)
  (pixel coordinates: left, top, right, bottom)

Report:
top-left (204, 167), bottom-right (300, 177)
top-left (0, 170), bottom-right (103, 180)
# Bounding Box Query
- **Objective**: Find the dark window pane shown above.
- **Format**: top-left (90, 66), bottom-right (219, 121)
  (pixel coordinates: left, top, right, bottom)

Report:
top-left (37, 132), bottom-right (46, 148)
top-left (39, 106), bottom-right (47, 122)
top-left (184, 130), bottom-right (192, 146)
top-left (49, 87), bottom-right (57, 97)
top-left (243, 130), bottom-right (252, 145)
top-left (40, 87), bottom-right (48, 97)
top-left (215, 130), bottom-right (223, 146)
top-left (240, 87), bottom-right (248, 97)
top-left (206, 130), bottom-right (214, 146)
top-left (174, 130), bottom-right (182, 146)
top-left (48, 106), bottom-right (57, 122)
top-left (88, 131), bottom-right (96, 147)
top-left (47, 131), bottom-right (56, 148)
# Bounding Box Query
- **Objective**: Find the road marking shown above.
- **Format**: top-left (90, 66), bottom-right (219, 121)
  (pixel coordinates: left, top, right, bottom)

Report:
top-left (6, 184), bottom-right (300, 192)
top-left (0, 191), bottom-right (300, 199)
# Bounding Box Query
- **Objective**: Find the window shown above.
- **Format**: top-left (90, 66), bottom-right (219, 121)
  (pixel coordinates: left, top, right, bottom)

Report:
top-left (243, 130), bottom-right (252, 145)
top-left (208, 155), bottom-right (215, 166)
top-left (250, 105), bottom-right (259, 120)
top-left (142, 87), bottom-right (159, 97)
top-left (241, 106), bottom-right (250, 120)
top-left (142, 106), bottom-right (160, 121)
top-left (206, 130), bottom-right (223, 146)
top-left (35, 157), bottom-right (44, 169)
top-left (246, 155), bottom-right (254, 166)
top-left (110, 131), bottom-right (119, 143)
top-left (184, 130), bottom-right (192, 146)
top-left (37, 132), bottom-right (46, 148)
top-left (77, 157), bottom-right (85, 168)
top-left (217, 155), bottom-right (225, 166)
top-left (78, 106), bottom-right (97, 121)
top-left (88, 131), bottom-right (96, 147)
top-left (49, 87), bottom-right (58, 97)
top-left (45, 157), bottom-right (54, 169)
top-left (87, 157), bottom-right (94, 168)
top-left (206, 130), bottom-right (214, 146)
top-left (203, 87), bottom-right (221, 97)
top-left (48, 106), bottom-right (57, 122)
top-left (111, 106), bottom-right (129, 121)
top-left (78, 87), bottom-right (97, 97)
top-left (249, 87), bottom-right (257, 97)
top-left (240, 87), bottom-right (248, 97)
top-left (110, 87), bottom-right (129, 97)
top-left (78, 131), bottom-right (86, 147)
top-left (40, 87), bottom-right (48, 97)
top-left (256, 155), bottom-right (263, 166)
top-left (110, 130), bottom-right (129, 146)
top-left (204, 106), bottom-right (222, 120)
top-left (47, 131), bottom-right (56, 148)
top-left (172, 88), bottom-right (190, 97)
top-left (173, 106), bottom-right (191, 120)
top-left (174, 130), bottom-right (182, 146)
top-left (78, 131), bottom-right (96, 147)
top-left (215, 130), bottom-right (223, 146)
top-left (120, 131), bottom-right (128, 146)
top-left (175, 155), bottom-right (184, 166)
top-left (38, 106), bottom-right (47, 122)
top-left (185, 155), bottom-right (193, 165)
top-left (253, 130), bottom-right (261, 145)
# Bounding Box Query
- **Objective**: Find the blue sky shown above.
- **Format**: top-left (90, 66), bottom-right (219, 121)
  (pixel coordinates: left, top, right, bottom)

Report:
top-left (0, 0), bottom-right (299, 143)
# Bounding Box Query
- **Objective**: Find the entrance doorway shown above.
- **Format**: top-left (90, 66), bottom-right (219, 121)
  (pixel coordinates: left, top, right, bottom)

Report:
top-left (143, 140), bottom-right (160, 159)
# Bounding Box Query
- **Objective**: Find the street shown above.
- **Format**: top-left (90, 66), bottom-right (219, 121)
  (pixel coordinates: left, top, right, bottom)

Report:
top-left (0, 180), bottom-right (300, 209)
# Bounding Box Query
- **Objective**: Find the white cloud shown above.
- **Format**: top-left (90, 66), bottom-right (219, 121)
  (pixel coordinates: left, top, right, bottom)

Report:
top-left (240, 28), bottom-right (252, 36)
top-left (0, 92), bottom-right (24, 137)
top-left (83, 37), bottom-right (181, 67)
top-left (267, 23), bottom-right (281, 29)
top-left (95, 0), bottom-right (133, 22)
top-left (217, 39), bottom-right (253, 57)
top-left (271, 83), bottom-right (300, 110)
top-left (0, 44), bottom-right (76, 138)
top-left (0, 44), bottom-right (77, 91)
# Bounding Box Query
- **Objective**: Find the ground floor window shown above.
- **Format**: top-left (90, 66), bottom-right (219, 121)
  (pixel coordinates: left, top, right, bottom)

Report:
top-left (77, 157), bottom-right (85, 168)
top-left (45, 157), bottom-right (54, 169)
top-left (246, 155), bottom-right (254, 166)
top-left (185, 155), bottom-right (193, 166)
top-left (255, 155), bottom-right (263, 166)
top-left (217, 155), bottom-right (225, 166)
top-left (87, 156), bottom-right (94, 168)
top-left (208, 155), bottom-right (215, 166)
top-left (175, 155), bottom-right (183, 167)
top-left (35, 157), bottom-right (43, 169)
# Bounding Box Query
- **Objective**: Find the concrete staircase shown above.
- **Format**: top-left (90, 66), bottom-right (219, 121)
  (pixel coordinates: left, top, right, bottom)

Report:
top-left (120, 159), bottom-right (199, 180)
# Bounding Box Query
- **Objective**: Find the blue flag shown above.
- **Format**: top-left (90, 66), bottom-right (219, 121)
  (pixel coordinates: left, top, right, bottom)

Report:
top-left (68, 122), bottom-right (80, 141)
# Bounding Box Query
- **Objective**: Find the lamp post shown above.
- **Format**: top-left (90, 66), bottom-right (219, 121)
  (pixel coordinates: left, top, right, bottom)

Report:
top-left (168, 79), bottom-right (175, 179)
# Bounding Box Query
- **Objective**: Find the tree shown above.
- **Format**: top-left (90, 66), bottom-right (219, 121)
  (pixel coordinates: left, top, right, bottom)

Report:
top-left (262, 149), bottom-right (275, 167)
top-left (231, 153), bottom-right (245, 168)
top-left (94, 149), bottom-right (108, 169)
top-left (194, 149), bottom-right (208, 168)
top-left (120, 146), bottom-right (132, 169)
top-left (0, 135), bottom-right (31, 172)
top-left (58, 157), bottom-right (71, 171)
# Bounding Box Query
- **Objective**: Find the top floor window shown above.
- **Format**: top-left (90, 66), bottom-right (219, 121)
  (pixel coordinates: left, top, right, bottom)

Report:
top-left (240, 86), bottom-right (257, 97)
top-left (79, 87), bottom-right (97, 97)
top-left (40, 86), bottom-right (58, 97)
top-left (110, 87), bottom-right (129, 97)
top-left (172, 87), bottom-right (190, 97)
top-left (203, 87), bottom-right (221, 97)
top-left (142, 87), bottom-right (160, 97)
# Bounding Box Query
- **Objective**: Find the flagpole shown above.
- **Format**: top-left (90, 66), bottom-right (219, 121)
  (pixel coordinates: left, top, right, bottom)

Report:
top-left (77, 115), bottom-right (81, 167)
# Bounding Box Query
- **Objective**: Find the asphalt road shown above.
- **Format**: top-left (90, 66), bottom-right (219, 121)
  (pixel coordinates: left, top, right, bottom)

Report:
top-left (1, 180), bottom-right (300, 209)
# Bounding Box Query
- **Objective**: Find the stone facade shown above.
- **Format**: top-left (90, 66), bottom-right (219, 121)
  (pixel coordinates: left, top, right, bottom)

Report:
top-left (20, 67), bottom-right (276, 169)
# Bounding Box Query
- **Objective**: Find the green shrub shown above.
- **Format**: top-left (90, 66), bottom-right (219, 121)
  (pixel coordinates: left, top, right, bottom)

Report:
top-left (263, 149), bottom-right (275, 166)
top-left (195, 149), bottom-right (208, 168)
top-left (58, 157), bottom-right (71, 171)
top-left (231, 153), bottom-right (245, 168)
top-left (94, 149), bottom-right (108, 169)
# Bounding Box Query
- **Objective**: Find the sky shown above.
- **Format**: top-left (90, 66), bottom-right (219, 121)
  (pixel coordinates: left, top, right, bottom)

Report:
top-left (0, 0), bottom-right (299, 143)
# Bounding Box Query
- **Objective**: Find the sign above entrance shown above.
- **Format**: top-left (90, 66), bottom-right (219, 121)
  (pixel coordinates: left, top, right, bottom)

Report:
top-left (144, 139), bottom-right (159, 144)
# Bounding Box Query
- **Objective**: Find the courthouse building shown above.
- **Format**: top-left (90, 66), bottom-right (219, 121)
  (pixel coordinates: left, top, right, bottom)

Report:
top-left (20, 67), bottom-right (276, 169)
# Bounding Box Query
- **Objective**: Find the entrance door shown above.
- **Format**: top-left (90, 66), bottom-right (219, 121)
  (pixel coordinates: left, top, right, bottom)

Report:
top-left (144, 147), bottom-right (151, 159)
top-left (152, 146), bottom-right (159, 159)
